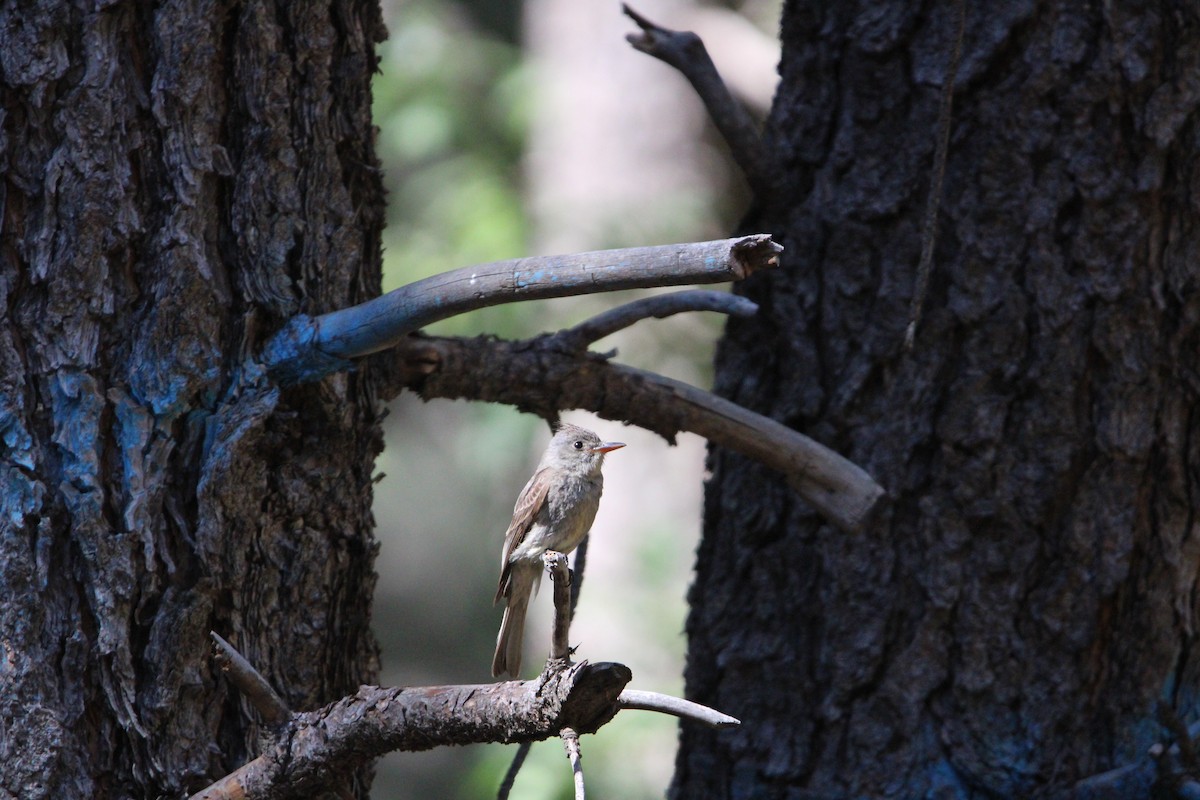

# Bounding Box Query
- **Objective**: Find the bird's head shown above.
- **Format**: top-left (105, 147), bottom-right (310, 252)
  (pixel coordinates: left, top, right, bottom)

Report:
top-left (544, 423), bottom-right (625, 475)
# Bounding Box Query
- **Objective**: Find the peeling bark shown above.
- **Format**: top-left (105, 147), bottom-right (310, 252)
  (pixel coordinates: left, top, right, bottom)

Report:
top-left (677, 2), bottom-right (1200, 798)
top-left (0, 1), bottom-right (386, 797)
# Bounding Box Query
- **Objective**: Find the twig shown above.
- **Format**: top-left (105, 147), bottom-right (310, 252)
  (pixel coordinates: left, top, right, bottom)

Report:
top-left (617, 689), bottom-right (740, 729)
top-left (1158, 702), bottom-right (1200, 773)
top-left (501, 550), bottom-right (577, 798)
top-left (1073, 715), bottom-right (1200, 798)
top-left (504, 532), bottom-right (594, 796)
top-left (381, 335), bottom-right (886, 534)
top-left (569, 535), bottom-right (589, 620)
top-left (561, 728), bottom-right (586, 800)
top-left (547, 551), bottom-right (574, 666)
top-left (623, 4), bottom-right (771, 196)
top-left (262, 235), bottom-right (781, 384)
top-left (210, 632), bottom-right (292, 727)
top-left (496, 742), bottom-right (530, 800)
top-left (555, 290), bottom-right (758, 350)
top-left (904, 0), bottom-right (966, 350)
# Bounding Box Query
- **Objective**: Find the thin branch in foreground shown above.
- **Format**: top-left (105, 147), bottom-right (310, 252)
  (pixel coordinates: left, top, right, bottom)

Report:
top-left (555, 289), bottom-right (758, 351)
top-left (561, 728), bottom-right (586, 800)
top-left (569, 535), bottom-right (589, 621)
top-left (503, 537), bottom-right (594, 796)
top-left (379, 334), bottom-right (886, 534)
top-left (623, 4), bottom-right (771, 196)
top-left (496, 742), bottom-right (530, 800)
top-left (547, 551), bottom-right (574, 666)
top-left (262, 235), bottom-right (781, 384)
top-left (617, 689), bottom-right (740, 728)
top-left (210, 632), bottom-right (292, 727)
top-left (904, 0), bottom-right (966, 350)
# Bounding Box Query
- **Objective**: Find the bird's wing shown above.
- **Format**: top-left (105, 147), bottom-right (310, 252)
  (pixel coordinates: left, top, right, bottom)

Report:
top-left (494, 467), bottom-right (551, 604)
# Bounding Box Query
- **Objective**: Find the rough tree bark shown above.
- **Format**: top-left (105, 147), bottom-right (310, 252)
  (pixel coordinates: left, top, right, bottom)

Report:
top-left (677, 2), bottom-right (1200, 798)
top-left (1, 2), bottom-right (386, 797)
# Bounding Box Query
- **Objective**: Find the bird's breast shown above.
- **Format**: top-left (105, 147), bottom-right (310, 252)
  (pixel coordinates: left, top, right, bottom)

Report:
top-left (533, 474), bottom-right (602, 555)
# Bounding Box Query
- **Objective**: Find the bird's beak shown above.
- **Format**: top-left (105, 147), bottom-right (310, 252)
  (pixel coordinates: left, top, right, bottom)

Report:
top-left (591, 442), bottom-right (625, 454)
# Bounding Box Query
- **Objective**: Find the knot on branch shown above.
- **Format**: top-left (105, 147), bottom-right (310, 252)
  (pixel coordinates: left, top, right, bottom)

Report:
top-left (554, 662), bottom-right (633, 735)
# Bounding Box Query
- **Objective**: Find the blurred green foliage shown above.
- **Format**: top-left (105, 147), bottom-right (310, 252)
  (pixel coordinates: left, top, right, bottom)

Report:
top-left (373, 0), bottom-right (531, 338)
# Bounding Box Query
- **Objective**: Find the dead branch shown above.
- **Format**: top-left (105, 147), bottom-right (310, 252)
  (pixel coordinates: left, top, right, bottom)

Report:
top-left (262, 235), bottom-right (780, 384)
top-left (376, 333), bottom-right (886, 534)
top-left (496, 743), bottom-right (530, 800)
top-left (503, 541), bottom-right (591, 797)
top-left (210, 632), bottom-right (292, 727)
top-left (195, 548), bottom-right (739, 800)
top-left (554, 289), bottom-right (757, 351)
top-left (904, 0), bottom-right (966, 350)
top-left (623, 4), bottom-right (771, 196)
top-left (1072, 713), bottom-right (1200, 799)
top-left (190, 662), bottom-right (632, 800)
top-left (617, 689), bottom-right (739, 728)
top-left (561, 727), bottom-right (586, 800)
top-left (547, 552), bottom-right (574, 667)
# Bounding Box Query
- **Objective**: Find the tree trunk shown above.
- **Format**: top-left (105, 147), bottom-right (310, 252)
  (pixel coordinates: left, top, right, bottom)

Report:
top-left (1, 1), bottom-right (386, 796)
top-left (677, 2), bottom-right (1200, 797)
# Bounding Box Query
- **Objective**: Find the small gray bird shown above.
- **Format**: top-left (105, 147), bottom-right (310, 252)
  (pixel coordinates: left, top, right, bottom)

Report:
top-left (491, 423), bottom-right (625, 678)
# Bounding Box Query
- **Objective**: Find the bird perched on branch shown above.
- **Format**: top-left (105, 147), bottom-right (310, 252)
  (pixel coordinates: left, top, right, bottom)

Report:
top-left (492, 423), bottom-right (625, 678)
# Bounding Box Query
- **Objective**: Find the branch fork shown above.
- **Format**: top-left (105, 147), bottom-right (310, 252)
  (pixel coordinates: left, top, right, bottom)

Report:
top-left (623, 4), bottom-right (772, 197)
top-left (261, 236), bottom-right (780, 384)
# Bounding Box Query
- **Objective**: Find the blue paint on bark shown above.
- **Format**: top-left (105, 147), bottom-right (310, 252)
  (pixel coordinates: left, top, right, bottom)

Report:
top-left (50, 371), bottom-right (104, 491)
top-left (260, 313), bottom-right (354, 385)
top-left (0, 464), bottom-right (43, 527)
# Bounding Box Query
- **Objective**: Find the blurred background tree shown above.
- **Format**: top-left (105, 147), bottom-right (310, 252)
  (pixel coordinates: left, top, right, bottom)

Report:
top-left (369, 0), bottom-right (779, 796)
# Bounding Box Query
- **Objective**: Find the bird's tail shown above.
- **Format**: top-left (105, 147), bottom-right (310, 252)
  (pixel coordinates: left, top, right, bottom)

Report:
top-left (492, 572), bottom-right (533, 678)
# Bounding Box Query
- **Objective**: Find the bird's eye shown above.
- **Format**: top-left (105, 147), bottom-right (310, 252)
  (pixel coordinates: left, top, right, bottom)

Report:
top-left (573, 440), bottom-right (584, 450)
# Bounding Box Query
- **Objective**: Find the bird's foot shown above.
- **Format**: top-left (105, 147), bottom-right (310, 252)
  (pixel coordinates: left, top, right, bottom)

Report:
top-left (543, 550), bottom-right (572, 585)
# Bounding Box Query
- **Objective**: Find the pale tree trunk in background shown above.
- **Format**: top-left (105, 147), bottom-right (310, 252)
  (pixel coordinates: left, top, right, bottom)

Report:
top-left (522, 0), bottom-right (778, 255)
top-left (678, 2), bottom-right (1200, 797)
top-left (514, 7), bottom-right (778, 793)
top-left (1, 1), bottom-right (385, 796)
top-left (523, 0), bottom-right (707, 255)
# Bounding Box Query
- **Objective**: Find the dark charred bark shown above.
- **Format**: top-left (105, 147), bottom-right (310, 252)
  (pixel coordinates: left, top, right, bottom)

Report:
top-left (0, 1), bottom-right (386, 797)
top-left (678, 2), bottom-right (1200, 798)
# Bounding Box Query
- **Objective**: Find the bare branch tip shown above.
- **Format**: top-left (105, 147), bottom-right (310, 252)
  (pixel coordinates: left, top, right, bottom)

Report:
top-left (208, 631), bottom-right (292, 726)
top-left (621, 3), bottom-right (653, 30)
top-left (730, 235), bottom-right (784, 278)
top-left (618, 689), bottom-right (740, 729)
top-left (729, 297), bottom-right (760, 318)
